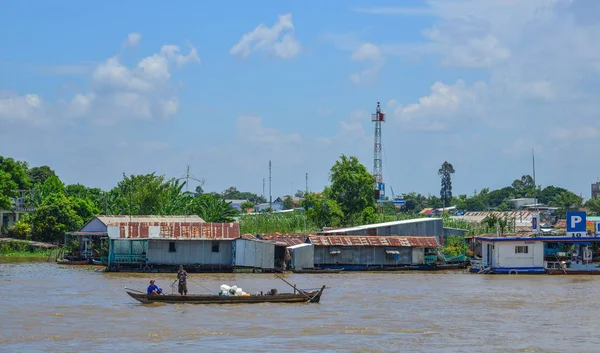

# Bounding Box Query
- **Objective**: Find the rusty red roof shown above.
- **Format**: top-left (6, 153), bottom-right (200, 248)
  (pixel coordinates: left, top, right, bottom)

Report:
top-left (256, 233), bottom-right (308, 246)
top-left (308, 235), bottom-right (438, 247)
top-left (107, 222), bottom-right (241, 240)
top-left (554, 220), bottom-right (566, 229)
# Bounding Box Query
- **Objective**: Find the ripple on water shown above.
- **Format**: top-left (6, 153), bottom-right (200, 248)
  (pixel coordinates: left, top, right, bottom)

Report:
top-left (2, 263), bottom-right (600, 352)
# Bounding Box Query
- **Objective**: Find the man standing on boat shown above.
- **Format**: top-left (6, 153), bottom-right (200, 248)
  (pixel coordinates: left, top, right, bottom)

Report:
top-left (147, 280), bottom-right (162, 296)
top-left (177, 265), bottom-right (188, 296)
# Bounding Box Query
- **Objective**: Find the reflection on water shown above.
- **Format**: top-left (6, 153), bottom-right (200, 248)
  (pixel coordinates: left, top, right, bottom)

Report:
top-left (2, 263), bottom-right (600, 352)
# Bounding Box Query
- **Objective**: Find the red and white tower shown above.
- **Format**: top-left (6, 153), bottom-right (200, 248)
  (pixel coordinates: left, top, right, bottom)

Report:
top-left (372, 102), bottom-right (385, 200)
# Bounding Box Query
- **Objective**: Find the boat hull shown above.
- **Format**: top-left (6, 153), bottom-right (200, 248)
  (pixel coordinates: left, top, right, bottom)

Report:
top-left (291, 269), bottom-right (343, 274)
top-left (126, 286), bottom-right (325, 304)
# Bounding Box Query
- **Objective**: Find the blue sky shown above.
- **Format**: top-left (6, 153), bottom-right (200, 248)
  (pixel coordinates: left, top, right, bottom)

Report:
top-left (2, 0), bottom-right (600, 200)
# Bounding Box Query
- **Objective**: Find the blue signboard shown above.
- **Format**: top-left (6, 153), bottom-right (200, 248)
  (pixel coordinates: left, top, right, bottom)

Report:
top-left (567, 211), bottom-right (586, 234)
top-left (393, 200), bottom-right (405, 206)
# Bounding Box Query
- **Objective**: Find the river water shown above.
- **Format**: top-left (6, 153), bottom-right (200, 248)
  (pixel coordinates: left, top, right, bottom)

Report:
top-left (2, 261), bottom-right (600, 353)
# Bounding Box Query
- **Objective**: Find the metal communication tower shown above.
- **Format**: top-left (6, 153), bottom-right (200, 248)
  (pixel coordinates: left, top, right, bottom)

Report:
top-left (372, 102), bottom-right (385, 200)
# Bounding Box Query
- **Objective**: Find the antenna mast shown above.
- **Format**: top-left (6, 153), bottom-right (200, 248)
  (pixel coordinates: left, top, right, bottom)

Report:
top-left (269, 160), bottom-right (272, 213)
top-left (372, 102), bottom-right (385, 201)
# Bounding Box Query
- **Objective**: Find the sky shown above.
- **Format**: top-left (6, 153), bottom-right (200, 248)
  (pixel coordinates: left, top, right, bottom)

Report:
top-left (1, 0), bottom-right (600, 200)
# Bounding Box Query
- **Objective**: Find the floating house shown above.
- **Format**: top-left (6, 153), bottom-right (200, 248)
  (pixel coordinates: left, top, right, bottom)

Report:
top-left (471, 235), bottom-right (600, 274)
top-left (256, 233), bottom-right (312, 270)
top-left (77, 217), bottom-right (276, 272)
top-left (318, 218), bottom-right (445, 243)
top-left (68, 215), bottom-right (205, 261)
top-left (309, 235), bottom-right (439, 270)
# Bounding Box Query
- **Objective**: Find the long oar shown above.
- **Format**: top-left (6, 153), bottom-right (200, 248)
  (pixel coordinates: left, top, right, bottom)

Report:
top-left (188, 278), bottom-right (213, 293)
top-left (125, 287), bottom-right (145, 294)
top-left (274, 274), bottom-right (312, 301)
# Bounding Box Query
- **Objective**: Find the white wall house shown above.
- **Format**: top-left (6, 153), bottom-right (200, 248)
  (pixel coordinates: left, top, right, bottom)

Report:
top-left (476, 237), bottom-right (545, 274)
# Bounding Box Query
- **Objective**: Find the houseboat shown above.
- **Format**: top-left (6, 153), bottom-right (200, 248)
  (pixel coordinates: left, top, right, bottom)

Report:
top-left (470, 235), bottom-right (600, 274)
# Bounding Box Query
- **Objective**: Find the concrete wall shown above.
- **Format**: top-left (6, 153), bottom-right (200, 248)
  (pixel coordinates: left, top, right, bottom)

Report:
top-left (313, 246), bottom-right (413, 267)
top-left (147, 240), bottom-right (232, 265)
top-left (233, 239), bottom-right (275, 269)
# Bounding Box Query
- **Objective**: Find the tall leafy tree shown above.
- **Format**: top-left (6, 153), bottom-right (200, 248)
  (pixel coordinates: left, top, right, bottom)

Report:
top-left (438, 161), bottom-right (455, 208)
top-left (0, 156), bottom-right (31, 189)
top-left (282, 196), bottom-right (295, 210)
top-left (301, 193), bottom-right (344, 228)
top-left (325, 155), bottom-right (374, 225)
top-left (551, 191), bottom-right (583, 218)
top-left (28, 165), bottom-right (56, 186)
top-left (0, 170), bottom-right (18, 210)
top-left (31, 194), bottom-right (83, 242)
top-left (191, 195), bottom-right (236, 222)
top-left (114, 173), bottom-right (170, 215)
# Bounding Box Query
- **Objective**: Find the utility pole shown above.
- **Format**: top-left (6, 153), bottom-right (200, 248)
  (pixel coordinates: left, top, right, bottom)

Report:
top-left (269, 160), bottom-right (272, 213)
top-left (305, 173), bottom-right (308, 194)
top-left (262, 178), bottom-right (265, 200)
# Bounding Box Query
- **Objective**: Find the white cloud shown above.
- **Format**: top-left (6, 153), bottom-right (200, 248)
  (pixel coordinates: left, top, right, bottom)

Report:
top-left (0, 92), bottom-right (46, 126)
top-left (550, 127), bottom-right (599, 141)
top-left (352, 7), bottom-right (435, 16)
top-left (349, 43), bottom-right (385, 86)
top-left (0, 34), bottom-right (199, 127)
top-left (125, 33), bottom-right (142, 47)
top-left (389, 80), bottom-right (487, 130)
top-left (229, 14), bottom-right (301, 59)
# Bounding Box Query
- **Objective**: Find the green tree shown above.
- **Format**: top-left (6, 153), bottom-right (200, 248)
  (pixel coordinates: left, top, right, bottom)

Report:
top-left (537, 186), bottom-right (569, 205)
top-left (0, 170), bottom-right (18, 210)
top-left (438, 161), bottom-right (455, 208)
top-left (191, 195), bottom-right (237, 222)
top-left (401, 192), bottom-right (428, 213)
top-left (585, 197), bottom-right (600, 216)
top-left (114, 173), bottom-right (170, 215)
top-left (0, 156), bottom-right (31, 189)
top-left (28, 165), bottom-right (56, 186)
top-left (31, 194), bottom-right (83, 242)
top-left (552, 191), bottom-right (583, 218)
top-left (283, 196), bottom-right (294, 210)
top-left (301, 194), bottom-right (344, 229)
top-left (326, 155), bottom-right (374, 225)
top-left (241, 201), bottom-right (254, 212)
top-left (35, 175), bottom-right (65, 206)
top-left (511, 175), bottom-right (536, 198)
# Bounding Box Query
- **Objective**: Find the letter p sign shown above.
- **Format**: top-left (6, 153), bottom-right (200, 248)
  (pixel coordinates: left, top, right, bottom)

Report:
top-left (567, 212), bottom-right (587, 233)
top-left (571, 216), bottom-right (582, 229)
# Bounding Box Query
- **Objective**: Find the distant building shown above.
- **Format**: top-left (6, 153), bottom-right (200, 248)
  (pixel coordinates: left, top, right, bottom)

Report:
top-left (224, 199), bottom-right (250, 211)
top-left (592, 181), bottom-right (600, 199)
top-left (0, 190), bottom-right (36, 231)
top-left (508, 198), bottom-right (537, 210)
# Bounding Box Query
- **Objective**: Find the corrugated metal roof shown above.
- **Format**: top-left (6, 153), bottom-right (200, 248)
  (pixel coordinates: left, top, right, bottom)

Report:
top-left (96, 215), bottom-right (205, 225)
top-left (554, 220), bottom-right (566, 229)
top-left (317, 218), bottom-right (438, 234)
top-left (256, 233), bottom-right (308, 246)
top-left (309, 235), bottom-right (438, 247)
top-left (108, 222), bottom-right (240, 240)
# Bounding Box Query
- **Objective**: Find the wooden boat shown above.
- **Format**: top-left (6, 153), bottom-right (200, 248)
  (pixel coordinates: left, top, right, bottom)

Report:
top-left (56, 259), bottom-right (90, 265)
top-left (91, 259), bottom-right (106, 266)
top-left (291, 268), bottom-right (343, 274)
top-left (126, 285), bottom-right (326, 304)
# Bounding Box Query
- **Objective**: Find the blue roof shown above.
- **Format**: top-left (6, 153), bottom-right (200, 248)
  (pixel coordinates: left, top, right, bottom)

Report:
top-left (477, 236), bottom-right (600, 243)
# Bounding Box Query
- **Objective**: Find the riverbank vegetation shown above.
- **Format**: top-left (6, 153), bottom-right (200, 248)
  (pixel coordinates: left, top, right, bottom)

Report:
top-left (0, 239), bottom-right (55, 257)
top-left (0, 154), bottom-right (591, 246)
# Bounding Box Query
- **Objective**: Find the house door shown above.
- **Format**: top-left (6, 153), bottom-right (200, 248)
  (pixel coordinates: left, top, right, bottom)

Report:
top-left (486, 244), bottom-right (493, 267)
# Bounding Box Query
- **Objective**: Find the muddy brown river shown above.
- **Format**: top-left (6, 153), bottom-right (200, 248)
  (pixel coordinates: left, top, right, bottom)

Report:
top-left (2, 261), bottom-right (600, 352)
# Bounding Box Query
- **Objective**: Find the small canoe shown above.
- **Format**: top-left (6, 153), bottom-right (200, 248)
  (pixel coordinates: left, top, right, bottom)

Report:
top-left (291, 268), bottom-right (344, 274)
top-left (91, 259), bottom-right (106, 266)
top-left (57, 259), bottom-right (90, 265)
top-left (126, 285), bottom-right (326, 304)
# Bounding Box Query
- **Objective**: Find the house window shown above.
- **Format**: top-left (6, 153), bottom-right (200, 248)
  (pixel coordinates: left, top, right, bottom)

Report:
top-left (515, 246), bottom-right (528, 254)
top-left (212, 242), bottom-right (220, 253)
top-left (329, 247), bottom-right (341, 255)
top-left (169, 242), bottom-right (176, 253)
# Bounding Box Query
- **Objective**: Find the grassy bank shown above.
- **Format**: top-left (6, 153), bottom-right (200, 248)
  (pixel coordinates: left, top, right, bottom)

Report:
top-left (0, 240), bottom-right (56, 257)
